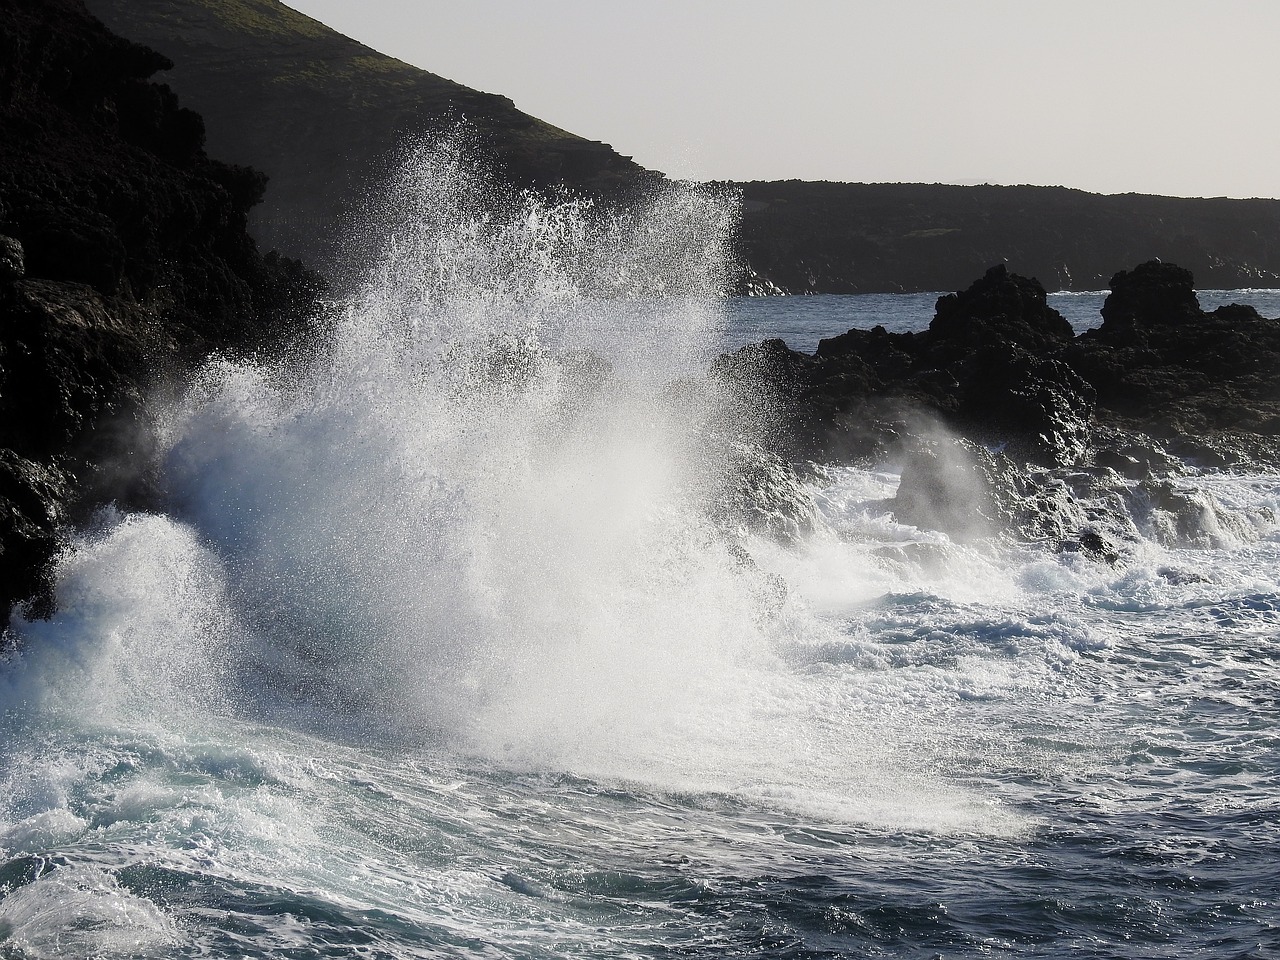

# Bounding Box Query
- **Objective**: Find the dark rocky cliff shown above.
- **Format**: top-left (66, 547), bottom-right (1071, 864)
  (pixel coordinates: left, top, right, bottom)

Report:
top-left (0, 0), bottom-right (320, 621)
top-left (79, 0), bottom-right (658, 276)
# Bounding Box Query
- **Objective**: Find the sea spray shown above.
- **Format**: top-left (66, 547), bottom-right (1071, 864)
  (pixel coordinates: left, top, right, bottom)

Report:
top-left (29, 143), bottom-right (1280, 957)
top-left (1, 226), bottom-right (1278, 958)
top-left (0, 136), bottom-right (1031, 924)
top-left (0, 509), bottom-right (239, 728)
top-left (142, 137), bottom-right (802, 768)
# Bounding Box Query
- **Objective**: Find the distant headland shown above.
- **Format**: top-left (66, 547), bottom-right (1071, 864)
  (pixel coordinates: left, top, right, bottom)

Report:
top-left (76, 0), bottom-right (1280, 293)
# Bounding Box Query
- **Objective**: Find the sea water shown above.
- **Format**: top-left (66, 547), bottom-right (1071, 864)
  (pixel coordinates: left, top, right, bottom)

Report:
top-left (726, 289), bottom-right (1280, 353)
top-left (0, 144), bottom-right (1278, 959)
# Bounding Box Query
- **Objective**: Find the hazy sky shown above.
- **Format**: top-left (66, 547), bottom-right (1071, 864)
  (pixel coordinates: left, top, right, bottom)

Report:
top-left (284, 0), bottom-right (1280, 199)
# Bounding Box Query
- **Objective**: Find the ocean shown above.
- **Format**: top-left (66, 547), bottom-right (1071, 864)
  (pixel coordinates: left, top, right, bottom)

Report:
top-left (1, 143), bottom-right (1277, 959)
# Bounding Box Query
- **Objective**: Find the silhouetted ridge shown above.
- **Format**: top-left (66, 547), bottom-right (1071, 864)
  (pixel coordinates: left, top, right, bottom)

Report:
top-left (80, 0), bottom-right (659, 275)
top-left (735, 182), bottom-right (1280, 293)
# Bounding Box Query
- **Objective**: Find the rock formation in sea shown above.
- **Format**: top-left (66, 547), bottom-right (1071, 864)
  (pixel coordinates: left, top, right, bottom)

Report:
top-left (0, 0), bottom-right (321, 620)
top-left (716, 260), bottom-right (1280, 559)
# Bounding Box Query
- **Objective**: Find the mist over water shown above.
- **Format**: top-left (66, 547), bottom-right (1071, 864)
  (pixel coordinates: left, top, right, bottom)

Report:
top-left (154, 139), bottom-right (756, 760)
top-left (1, 138), bottom-right (999, 823)
top-left (2, 139), bottom-right (1278, 958)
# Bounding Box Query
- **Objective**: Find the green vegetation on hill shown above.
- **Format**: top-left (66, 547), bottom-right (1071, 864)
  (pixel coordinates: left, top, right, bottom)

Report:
top-left (80, 0), bottom-right (657, 274)
top-left (176, 0), bottom-right (334, 38)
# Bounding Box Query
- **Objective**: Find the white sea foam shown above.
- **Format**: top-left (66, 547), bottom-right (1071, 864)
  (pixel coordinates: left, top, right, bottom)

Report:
top-left (145, 139), bottom-right (781, 770)
top-left (1, 509), bottom-right (239, 727)
top-left (0, 864), bottom-right (182, 958)
top-left (0, 136), bottom-right (1135, 842)
top-left (0, 808), bottom-right (87, 854)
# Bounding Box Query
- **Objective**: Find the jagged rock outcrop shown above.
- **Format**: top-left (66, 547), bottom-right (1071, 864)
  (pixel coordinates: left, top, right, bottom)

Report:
top-left (718, 264), bottom-right (1096, 467)
top-left (1095, 260), bottom-right (1202, 336)
top-left (724, 260), bottom-right (1280, 465)
top-left (892, 437), bottom-right (1020, 542)
top-left (721, 260), bottom-right (1280, 551)
top-left (928, 264), bottom-right (1076, 351)
top-left (1066, 261), bottom-right (1280, 451)
top-left (0, 0), bottom-right (321, 621)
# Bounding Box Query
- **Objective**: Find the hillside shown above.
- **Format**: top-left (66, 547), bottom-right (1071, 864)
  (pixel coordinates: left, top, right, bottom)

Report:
top-left (79, 0), bottom-right (657, 274)
top-left (80, 0), bottom-right (1280, 294)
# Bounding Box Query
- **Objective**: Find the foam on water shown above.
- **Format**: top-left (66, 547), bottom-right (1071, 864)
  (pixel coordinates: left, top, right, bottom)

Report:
top-left (0, 137), bottom-right (1013, 842)
top-left (0, 864), bottom-right (181, 958)
top-left (0, 510), bottom-right (238, 729)
top-left (150, 141), bottom-right (775, 769)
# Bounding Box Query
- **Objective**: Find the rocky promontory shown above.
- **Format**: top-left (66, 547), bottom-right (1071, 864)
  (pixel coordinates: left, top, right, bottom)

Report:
top-left (75, 1), bottom-right (1280, 296)
top-left (0, 0), bottom-right (321, 620)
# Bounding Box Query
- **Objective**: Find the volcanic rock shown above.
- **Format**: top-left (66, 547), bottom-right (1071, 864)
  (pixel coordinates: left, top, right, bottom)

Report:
top-left (0, 236), bottom-right (23, 282)
top-left (1066, 265), bottom-right (1280, 447)
top-left (728, 258), bottom-right (1280, 551)
top-left (0, 0), bottom-right (322, 621)
top-left (928, 264), bottom-right (1075, 352)
top-left (722, 265), bottom-right (1095, 466)
top-left (892, 437), bottom-right (1019, 542)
